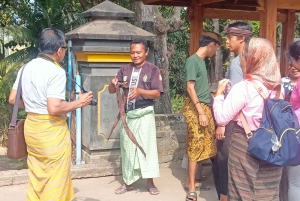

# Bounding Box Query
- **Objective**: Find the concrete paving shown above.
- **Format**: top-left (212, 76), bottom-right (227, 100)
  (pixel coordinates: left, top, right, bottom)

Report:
top-left (0, 163), bottom-right (218, 201)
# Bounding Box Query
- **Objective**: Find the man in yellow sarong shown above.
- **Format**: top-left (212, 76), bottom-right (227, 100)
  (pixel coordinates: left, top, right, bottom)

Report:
top-left (9, 28), bottom-right (93, 201)
top-left (183, 32), bottom-right (221, 201)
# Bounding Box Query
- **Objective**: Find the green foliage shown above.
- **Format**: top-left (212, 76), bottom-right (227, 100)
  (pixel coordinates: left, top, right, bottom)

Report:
top-left (168, 9), bottom-right (189, 97)
top-left (171, 95), bottom-right (185, 114)
top-left (0, 47), bottom-right (39, 79)
top-left (2, 26), bottom-right (36, 49)
top-left (295, 13), bottom-right (300, 38)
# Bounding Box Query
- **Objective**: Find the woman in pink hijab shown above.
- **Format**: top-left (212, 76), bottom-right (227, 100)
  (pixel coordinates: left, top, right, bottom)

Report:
top-left (213, 38), bottom-right (282, 201)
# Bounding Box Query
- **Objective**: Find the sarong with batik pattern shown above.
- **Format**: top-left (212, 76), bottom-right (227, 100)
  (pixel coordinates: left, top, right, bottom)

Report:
top-left (25, 113), bottom-right (74, 201)
top-left (120, 106), bottom-right (159, 185)
top-left (183, 98), bottom-right (216, 162)
top-left (228, 122), bottom-right (282, 201)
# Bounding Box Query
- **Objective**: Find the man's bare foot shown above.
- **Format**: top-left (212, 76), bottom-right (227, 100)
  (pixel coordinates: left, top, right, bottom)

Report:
top-left (115, 184), bottom-right (134, 194)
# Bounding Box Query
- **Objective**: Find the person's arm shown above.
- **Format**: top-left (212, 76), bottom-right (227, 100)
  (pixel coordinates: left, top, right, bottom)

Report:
top-left (186, 81), bottom-right (205, 114)
top-left (8, 67), bottom-right (25, 108)
top-left (185, 58), bottom-right (209, 126)
top-left (213, 80), bottom-right (247, 126)
top-left (128, 66), bottom-right (163, 100)
top-left (8, 90), bottom-right (25, 108)
top-left (185, 58), bottom-right (205, 115)
top-left (46, 71), bottom-right (93, 115)
top-left (128, 88), bottom-right (160, 100)
top-left (291, 82), bottom-right (300, 121)
top-left (215, 126), bottom-right (226, 141)
top-left (47, 92), bottom-right (92, 115)
top-left (108, 69), bottom-right (123, 94)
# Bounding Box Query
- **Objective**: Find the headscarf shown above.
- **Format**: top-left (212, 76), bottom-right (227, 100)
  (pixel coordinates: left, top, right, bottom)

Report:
top-left (244, 38), bottom-right (281, 90)
top-left (224, 25), bottom-right (253, 37)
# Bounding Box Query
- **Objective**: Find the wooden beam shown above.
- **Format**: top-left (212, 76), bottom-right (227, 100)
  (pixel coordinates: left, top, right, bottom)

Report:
top-left (259, 0), bottom-right (277, 50)
top-left (142, 0), bottom-right (191, 6)
top-left (277, 0), bottom-right (300, 10)
top-left (214, 1), bottom-right (259, 7)
top-left (205, 4), bottom-right (257, 11)
top-left (189, 0), bottom-right (204, 55)
top-left (280, 10), bottom-right (296, 76)
top-left (198, 0), bottom-right (225, 5)
top-left (203, 8), bottom-right (287, 22)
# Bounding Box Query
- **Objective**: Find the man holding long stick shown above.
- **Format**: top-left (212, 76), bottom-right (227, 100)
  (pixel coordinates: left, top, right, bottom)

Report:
top-left (108, 38), bottom-right (163, 195)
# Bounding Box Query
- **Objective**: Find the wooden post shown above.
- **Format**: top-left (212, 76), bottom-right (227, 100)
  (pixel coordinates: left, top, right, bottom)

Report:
top-left (259, 0), bottom-right (278, 50)
top-left (259, 10), bottom-right (266, 38)
top-left (265, 0), bottom-right (277, 50)
top-left (280, 10), bottom-right (296, 77)
top-left (189, 0), bottom-right (204, 55)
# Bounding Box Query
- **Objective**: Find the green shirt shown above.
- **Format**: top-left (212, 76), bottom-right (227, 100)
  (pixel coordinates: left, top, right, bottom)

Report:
top-left (185, 54), bottom-right (212, 106)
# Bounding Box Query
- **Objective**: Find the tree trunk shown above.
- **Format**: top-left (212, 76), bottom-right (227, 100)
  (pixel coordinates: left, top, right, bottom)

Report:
top-left (212, 19), bottom-right (223, 82)
top-left (131, 1), bottom-right (183, 114)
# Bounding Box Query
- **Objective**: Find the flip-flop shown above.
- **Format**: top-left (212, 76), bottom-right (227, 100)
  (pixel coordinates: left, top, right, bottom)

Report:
top-left (115, 186), bottom-right (134, 194)
top-left (148, 187), bottom-right (160, 195)
top-left (184, 183), bottom-right (210, 191)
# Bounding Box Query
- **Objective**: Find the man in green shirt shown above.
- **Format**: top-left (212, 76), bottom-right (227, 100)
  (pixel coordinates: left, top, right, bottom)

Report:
top-left (183, 32), bottom-right (221, 201)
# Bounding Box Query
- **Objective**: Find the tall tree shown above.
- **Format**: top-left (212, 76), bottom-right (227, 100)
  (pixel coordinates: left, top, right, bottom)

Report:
top-left (212, 19), bottom-right (223, 82)
top-left (131, 2), bottom-right (183, 113)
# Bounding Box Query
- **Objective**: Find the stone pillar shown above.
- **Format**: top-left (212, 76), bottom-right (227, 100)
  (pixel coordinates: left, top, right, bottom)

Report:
top-left (65, 0), bottom-right (154, 168)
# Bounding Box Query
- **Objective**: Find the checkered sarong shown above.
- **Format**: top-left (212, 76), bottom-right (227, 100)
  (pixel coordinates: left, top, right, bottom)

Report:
top-left (120, 106), bottom-right (160, 185)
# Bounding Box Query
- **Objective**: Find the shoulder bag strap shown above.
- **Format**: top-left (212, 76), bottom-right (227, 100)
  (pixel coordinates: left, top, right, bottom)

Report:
top-left (9, 63), bottom-right (28, 128)
top-left (239, 80), bottom-right (267, 139)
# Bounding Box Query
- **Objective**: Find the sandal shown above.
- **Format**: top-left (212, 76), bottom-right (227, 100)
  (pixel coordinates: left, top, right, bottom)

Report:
top-left (184, 183), bottom-right (210, 191)
top-left (115, 186), bottom-right (134, 194)
top-left (148, 187), bottom-right (160, 195)
top-left (186, 192), bottom-right (197, 201)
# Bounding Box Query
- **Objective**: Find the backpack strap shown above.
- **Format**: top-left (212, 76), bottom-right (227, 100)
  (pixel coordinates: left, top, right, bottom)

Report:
top-left (249, 80), bottom-right (267, 99)
top-left (240, 112), bottom-right (253, 140)
top-left (239, 80), bottom-right (266, 140)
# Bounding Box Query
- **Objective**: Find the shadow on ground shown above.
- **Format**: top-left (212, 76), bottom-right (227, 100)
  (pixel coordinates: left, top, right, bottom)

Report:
top-left (0, 147), bottom-right (27, 171)
top-left (74, 188), bottom-right (101, 201)
top-left (74, 198), bottom-right (101, 201)
top-left (168, 160), bottom-right (219, 201)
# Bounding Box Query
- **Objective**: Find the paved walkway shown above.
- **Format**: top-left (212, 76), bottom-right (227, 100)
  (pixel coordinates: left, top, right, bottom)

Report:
top-left (0, 163), bottom-right (218, 201)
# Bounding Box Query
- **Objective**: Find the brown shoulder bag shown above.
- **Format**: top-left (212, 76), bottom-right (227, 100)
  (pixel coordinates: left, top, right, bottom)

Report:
top-left (7, 64), bottom-right (28, 159)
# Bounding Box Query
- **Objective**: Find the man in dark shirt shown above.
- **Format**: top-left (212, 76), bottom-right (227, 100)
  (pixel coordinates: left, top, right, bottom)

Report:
top-left (108, 38), bottom-right (163, 195)
top-left (212, 21), bottom-right (252, 201)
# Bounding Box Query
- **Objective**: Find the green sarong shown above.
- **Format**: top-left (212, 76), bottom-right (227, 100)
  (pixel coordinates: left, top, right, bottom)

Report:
top-left (120, 106), bottom-right (160, 185)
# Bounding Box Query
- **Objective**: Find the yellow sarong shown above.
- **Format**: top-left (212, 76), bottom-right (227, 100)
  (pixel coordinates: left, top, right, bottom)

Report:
top-left (182, 98), bottom-right (217, 162)
top-left (24, 113), bottom-right (74, 201)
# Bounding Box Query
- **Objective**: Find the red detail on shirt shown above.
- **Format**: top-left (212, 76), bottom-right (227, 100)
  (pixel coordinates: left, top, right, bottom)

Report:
top-left (159, 74), bottom-right (162, 81)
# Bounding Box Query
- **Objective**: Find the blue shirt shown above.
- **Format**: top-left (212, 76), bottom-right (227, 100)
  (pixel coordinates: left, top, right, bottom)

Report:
top-left (225, 56), bottom-right (244, 93)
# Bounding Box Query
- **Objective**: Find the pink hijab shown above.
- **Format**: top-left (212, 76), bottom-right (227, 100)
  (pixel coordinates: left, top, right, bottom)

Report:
top-left (244, 38), bottom-right (281, 90)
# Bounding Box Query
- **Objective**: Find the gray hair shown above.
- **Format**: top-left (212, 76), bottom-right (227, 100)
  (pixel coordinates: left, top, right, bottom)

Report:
top-left (38, 28), bottom-right (66, 54)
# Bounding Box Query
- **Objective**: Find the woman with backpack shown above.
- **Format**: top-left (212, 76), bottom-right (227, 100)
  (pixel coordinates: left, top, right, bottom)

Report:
top-left (213, 37), bottom-right (283, 201)
top-left (286, 41), bottom-right (300, 201)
